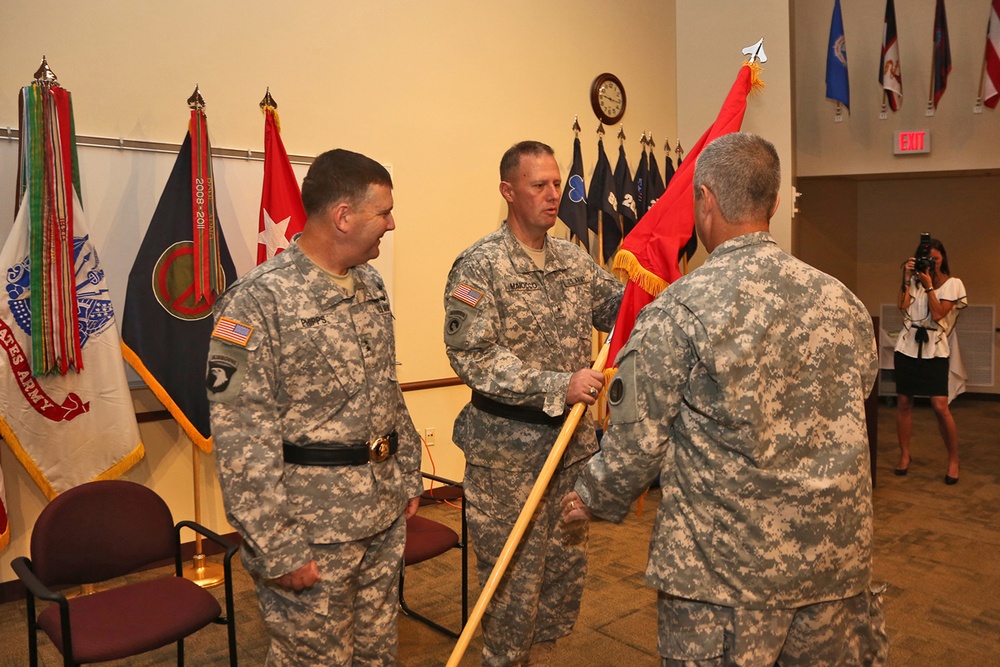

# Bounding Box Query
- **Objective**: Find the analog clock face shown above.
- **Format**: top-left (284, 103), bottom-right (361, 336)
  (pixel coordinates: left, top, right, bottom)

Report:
top-left (598, 80), bottom-right (623, 118)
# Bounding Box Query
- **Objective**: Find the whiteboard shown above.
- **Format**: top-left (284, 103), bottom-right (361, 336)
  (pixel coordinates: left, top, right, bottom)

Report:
top-left (0, 137), bottom-right (394, 327)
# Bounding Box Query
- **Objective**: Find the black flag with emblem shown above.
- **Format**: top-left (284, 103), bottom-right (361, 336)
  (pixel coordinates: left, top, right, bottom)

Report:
top-left (557, 137), bottom-right (589, 250)
top-left (613, 143), bottom-right (638, 237)
top-left (122, 133), bottom-right (237, 453)
top-left (587, 138), bottom-right (621, 263)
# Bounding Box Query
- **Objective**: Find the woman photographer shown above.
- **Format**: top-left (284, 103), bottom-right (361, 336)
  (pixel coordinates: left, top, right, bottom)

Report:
top-left (894, 236), bottom-right (967, 484)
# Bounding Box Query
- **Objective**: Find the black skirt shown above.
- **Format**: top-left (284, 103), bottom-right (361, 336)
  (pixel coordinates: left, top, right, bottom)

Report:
top-left (894, 351), bottom-right (949, 397)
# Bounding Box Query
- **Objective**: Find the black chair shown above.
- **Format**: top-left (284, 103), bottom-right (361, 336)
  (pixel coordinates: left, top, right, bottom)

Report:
top-left (399, 472), bottom-right (468, 638)
top-left (10, 479), bottom-right (238, 666)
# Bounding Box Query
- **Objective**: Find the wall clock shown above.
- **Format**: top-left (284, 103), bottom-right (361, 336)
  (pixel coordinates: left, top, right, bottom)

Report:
top-left (590, 73), bottom-right (626, 125)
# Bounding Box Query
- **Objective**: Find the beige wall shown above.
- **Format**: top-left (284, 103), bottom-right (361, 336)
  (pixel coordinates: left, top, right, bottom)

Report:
top-left (793, 177), bottom-right (860, 293)
top-left (0, 0), bottom-right (679, 582)
top-left (676, 0), bottom-right (795, 259)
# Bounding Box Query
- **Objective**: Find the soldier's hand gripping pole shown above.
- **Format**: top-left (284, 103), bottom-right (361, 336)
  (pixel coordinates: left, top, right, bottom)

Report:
top-left (445, 338), bottom-right (612, 667)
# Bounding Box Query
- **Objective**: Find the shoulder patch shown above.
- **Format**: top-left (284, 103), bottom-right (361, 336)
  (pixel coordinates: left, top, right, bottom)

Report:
top-left (212, 317), bottom-right (254, 346)
top-left (451, 282), bottom-right (483, 307)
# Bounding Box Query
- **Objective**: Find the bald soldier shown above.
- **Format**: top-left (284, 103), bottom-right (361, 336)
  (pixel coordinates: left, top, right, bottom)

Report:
top-left (444, 140), bottom-right (623, 666)
top-left (207, 149), bottom-right (422, 665)
top-left (563, 133), bottom-right (885, 666)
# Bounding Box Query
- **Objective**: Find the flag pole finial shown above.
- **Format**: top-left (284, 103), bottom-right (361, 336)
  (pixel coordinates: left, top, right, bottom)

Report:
top-left (260, 87), bottom-right (277, 110)
top-left (595, 122), bottom-right (606, 137)
top-left (571, 115), bottom-right (581, 136)
top-left (639, 132), bottom-right (648, 150)
top-left (617, 125), bottom-right (626, 143)
top-left (675, 140), bottom-right (685, 160)
top-left (741, 37), bottom-right (767, 64)
top-left (663, 137), bottom-right (673, 153)
top-left (187, 84), bottom-right (206, 110)
top-left (648, 132), bottom-right (657, 151)
top-left (33, 56), bottom-right (59, 85)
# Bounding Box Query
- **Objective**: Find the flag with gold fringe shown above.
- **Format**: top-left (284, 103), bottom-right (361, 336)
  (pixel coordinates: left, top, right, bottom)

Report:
top-left (607, 62), bottom-right (764, 367)
top-left (121, 106), bottom-right (237, 453)
top-left (257, 98), bottom-right (305, 264)
top-left (1, 73), bottom-right (143, 506)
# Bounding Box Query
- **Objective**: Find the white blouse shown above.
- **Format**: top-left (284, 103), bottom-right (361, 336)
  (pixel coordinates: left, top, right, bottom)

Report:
top-left (895, 276), bottom-right (967, 359)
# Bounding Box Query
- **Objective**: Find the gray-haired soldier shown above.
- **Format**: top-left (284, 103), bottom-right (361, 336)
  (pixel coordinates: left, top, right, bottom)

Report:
top-left (207, 149), bottom-right (423, 666)
top-left (563, 133), bottom-right (885, 665)
top-left (444, 140), bottom-right (623, 666)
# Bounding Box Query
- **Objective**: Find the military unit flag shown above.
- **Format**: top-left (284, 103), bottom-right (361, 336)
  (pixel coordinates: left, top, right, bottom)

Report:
top-left (613, 144), bottom-right (638, 238)
top-left (608, 62), bottom-right (762, 366)
top-left (558, 137), bottom-right (590, 250)
top-left (826, 0), bottom-right (850, 111)
top-left (121, 114), bottom-right (237, 453)
top-left (587, 138), bottom-right (621, 264)
top-left (983, 0), bottom-right (1000, 109)
top-left (880, 0), bottom-right (903, 111)
top-left (633, 144), bottom-right (650, 220)
top-left (647, 148), bottom-right (666, 212)
top-left (1, 81), bottom-right (143, 502)
top-left (257, 104), bottom-right (305, 264)
top-left (931, 0), bottom-right (952, 109)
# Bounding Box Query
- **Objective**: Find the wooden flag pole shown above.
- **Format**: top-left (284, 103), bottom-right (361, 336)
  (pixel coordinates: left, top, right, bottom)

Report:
top-left (445, 340), bottom-right (612, 667)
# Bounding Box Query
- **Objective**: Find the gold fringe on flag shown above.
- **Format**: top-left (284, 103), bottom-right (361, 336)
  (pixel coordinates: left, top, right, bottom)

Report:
top-left (611, 248), bottom-right (670, 298)
top-left (745, 60), bottom-right (766, 96)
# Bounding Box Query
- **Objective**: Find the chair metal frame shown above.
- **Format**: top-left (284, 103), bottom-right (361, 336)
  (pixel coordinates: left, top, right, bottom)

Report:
top-left (399, 472), bottom-right (468, 639)
top-left (11, 482), bottom-right (239, 667)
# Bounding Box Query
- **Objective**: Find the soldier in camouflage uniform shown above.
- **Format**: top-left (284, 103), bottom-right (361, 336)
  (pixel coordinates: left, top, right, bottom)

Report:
top-left (563, 133), bottom-right (886, 666)
top-left (444, 141), bottom-right (623, 666)
top-left (207, 149), bottom-right (423, 666)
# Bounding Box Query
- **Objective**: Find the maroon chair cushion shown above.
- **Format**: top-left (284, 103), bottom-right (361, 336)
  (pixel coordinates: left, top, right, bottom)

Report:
top-left (404, 515), bottom-right (459, 565)
top-left (36, 576), bottom-right (221, 663)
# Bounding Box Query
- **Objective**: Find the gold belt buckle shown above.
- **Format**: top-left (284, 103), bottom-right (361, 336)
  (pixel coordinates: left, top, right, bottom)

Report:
top-left (368, 436), bottom-right (391, 463)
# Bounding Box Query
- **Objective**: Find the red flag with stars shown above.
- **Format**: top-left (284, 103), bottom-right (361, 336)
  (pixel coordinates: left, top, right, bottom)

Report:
top-left (258, 106), bottom-right (305, 264)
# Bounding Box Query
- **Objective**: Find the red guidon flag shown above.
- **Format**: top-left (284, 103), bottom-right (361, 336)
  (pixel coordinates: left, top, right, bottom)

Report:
top-left (607, 62), bottom-right (764, 367)
top-left (257, 104), bottom-right (306, 264)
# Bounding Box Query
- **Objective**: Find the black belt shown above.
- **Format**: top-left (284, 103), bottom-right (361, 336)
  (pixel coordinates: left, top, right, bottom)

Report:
top-left (914, 326), bottom-right (930, 359)
top-left (282, 431), bottom-right (398, 466)
top-left (471, 391), bottom-right (564, 426)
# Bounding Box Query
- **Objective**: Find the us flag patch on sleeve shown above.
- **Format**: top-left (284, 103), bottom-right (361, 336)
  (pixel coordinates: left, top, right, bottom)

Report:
top-left (212, 317), bottom-right (254, 346)
top-left (451, 283), bottom-right (483, 307)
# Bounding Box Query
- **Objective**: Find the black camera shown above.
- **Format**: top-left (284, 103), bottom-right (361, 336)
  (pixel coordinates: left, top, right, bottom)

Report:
top-left (914, 233), bottom-right (935, 274)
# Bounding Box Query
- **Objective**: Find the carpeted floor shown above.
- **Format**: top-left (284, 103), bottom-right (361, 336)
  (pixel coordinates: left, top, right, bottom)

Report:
top-left (1, 396), bottom-right (997, 666)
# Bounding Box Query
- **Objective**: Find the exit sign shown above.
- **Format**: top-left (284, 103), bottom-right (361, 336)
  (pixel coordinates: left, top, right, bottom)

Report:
top-left (894, 130), bottom-right (931, 155)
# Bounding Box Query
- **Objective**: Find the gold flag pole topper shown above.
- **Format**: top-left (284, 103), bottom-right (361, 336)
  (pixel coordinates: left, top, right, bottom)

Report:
top-left (181, 84), bottom-right (225, 589)
top-left (446, 338), bottom-right (612, 666)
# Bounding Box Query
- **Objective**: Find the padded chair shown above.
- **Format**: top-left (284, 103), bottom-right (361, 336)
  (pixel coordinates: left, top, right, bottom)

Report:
top-left (10, 479), bottom-right (238, 667)
top-left (399, 472), bottom-right (468, 638)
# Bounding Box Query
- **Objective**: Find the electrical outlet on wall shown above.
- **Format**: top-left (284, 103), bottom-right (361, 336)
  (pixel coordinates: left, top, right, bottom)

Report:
top-left (424, 427), bottom-right (435, 446)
